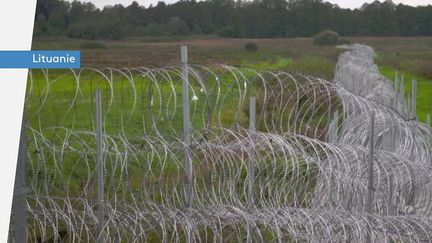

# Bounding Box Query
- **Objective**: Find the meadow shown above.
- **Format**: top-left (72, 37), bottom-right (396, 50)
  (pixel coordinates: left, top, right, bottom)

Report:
top-left (27, 36), bottom-right (432, 195)
top-left (32, 36), bottom-right (432, 120)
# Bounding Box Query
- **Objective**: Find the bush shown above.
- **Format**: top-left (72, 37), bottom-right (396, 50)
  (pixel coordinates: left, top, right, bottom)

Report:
top-left (217, 25), bottom-right (236, 37)
top-left (79, 42), bottom-right (107, 49)
top-left (338, 38), bottom-right (352, 45)
top-left (244, 42), bottom-right (258, 52)
top-left (313, 30), bottom-right (340, 46)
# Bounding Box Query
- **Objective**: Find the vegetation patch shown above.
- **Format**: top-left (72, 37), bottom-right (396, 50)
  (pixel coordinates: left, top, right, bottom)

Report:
top-left (313, 31), bottom-right (340, 46)
top-left (79, 42), bottom-right (107, 49)
top-left (34, 0), bottom-right (432, 40)
top-left (244, 42), bottom-right (258, 52)
top-left (379, 66), bottom-right (432, 122)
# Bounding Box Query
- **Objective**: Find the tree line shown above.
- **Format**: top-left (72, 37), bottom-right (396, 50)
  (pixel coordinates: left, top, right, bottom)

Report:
top-left (34, 0), bottom-right (432, 40)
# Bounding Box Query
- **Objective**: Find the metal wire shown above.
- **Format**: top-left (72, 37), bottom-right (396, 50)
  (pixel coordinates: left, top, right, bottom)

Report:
top-left (17, 62), bottom-right (432, 242)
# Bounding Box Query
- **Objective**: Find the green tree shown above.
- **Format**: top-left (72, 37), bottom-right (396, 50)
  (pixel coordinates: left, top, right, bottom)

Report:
top-left (33, 0), bottom-right (432, 39)
top-left (166, 17), bottom-right (190, 35)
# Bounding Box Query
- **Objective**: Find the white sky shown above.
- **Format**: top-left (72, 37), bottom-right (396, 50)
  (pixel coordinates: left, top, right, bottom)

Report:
top-left (82, 0), bottom-right (432, 9)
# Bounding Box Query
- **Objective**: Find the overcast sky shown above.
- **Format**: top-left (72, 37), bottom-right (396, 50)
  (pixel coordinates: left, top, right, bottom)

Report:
top-left (81, 0), bottom-right (432, 9)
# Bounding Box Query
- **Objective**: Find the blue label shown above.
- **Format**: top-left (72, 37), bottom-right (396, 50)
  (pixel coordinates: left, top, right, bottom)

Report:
top-left (0, 51), bottom-right (80, 69)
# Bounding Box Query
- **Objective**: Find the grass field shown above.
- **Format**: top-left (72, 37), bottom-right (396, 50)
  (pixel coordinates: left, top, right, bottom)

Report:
top-left (29, 35), bottom-right (432, 195)
top-left (32, 36), bottom-right (432, 120)
top-left (32, 37), bottom-right (341, 80)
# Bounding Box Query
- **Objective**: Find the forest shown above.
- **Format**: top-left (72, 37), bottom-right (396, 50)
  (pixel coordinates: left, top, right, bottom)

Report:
top-left (34, 0), bottom-right (432, 40)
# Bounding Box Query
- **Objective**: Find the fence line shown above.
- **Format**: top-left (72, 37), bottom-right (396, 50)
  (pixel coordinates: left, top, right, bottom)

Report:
top-left (95, 90), bottom-right (105, 243)
top-left (246, 96), bottom-right (256, 243)
top-left (10, 47), bottom-right (432, 242)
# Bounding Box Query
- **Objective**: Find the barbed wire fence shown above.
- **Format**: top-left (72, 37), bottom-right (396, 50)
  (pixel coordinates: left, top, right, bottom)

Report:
top-left (8, 45), bottom-right (432, 242)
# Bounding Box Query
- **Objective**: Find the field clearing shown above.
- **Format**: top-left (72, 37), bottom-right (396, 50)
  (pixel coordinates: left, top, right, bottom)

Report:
top-left (32, 36), bottom-right (432, 117)
top-left (33, 37), bottom-right (341, 79)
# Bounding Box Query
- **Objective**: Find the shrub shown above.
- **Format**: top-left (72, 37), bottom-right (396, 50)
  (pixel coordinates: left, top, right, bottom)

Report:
top-left (79, 42), bottom-right (107, 49)
top-left (338, 38), bottom-right (352, 45)
top-left (244, 42), bottom-right (258, 52)
top-left (313, 30), bottom-right (340, 46)
top-left (217, 25), bottom-right (236, 37)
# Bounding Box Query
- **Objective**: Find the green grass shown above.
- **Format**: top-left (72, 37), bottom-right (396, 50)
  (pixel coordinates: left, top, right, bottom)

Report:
top-left (242, 57), bottom-right (294, 70)
top-left (379, 66), bottom-right (432, 122)
top-left (359, 37), bottom-right (432, 79)
top-left (25, 67), bottom-right (262, 196)
top-left (32, 37), bottom-right (341, 79)
top-left (27, 37), bottom-right (432, 198)
top-left (28, 36), bottom-right (432, 153)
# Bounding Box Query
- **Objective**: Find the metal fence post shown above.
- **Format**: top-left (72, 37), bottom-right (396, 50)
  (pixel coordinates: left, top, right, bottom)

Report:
top-left (327, 119), bottom-right (333, 143)
top-left (391, 121), bottom-right (396, 152)
top-left (95, 90), bottom-right (105, 243)
top-left (427, 114), bottom-right (431, 143)
top-left (247, 97), bottom-right (256, 243)
top-left (394, 71), bottom-right (399, 111)
top-left (412, 79), bottom-right (417, 119)
top-left (333, 110), bottom-right (338, 141)
top-left (181, 45), bottom-right (193, 208)
top-left (248, 97), bottom-right (256, 209)
top-left (14, 115), bottom-right (27, 243)
top-left (400, 74), bottom-right (404, 96)
top-left (328, 111), bottom-right (338, 143)
top-left (181, 45), bottom-right (193, 243)
top-left (394, 70), bottom-right (398, 89)
top-left (388, 175), bottom-right (394, 216)
top-left (366, 112), bottom-right (375, 243)
top-left (386, 174), bottom-right (394, 243)
top-left (399, 78), bottom-right (405, 117)
top-left (366, 112), bottom-right (375, 212)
